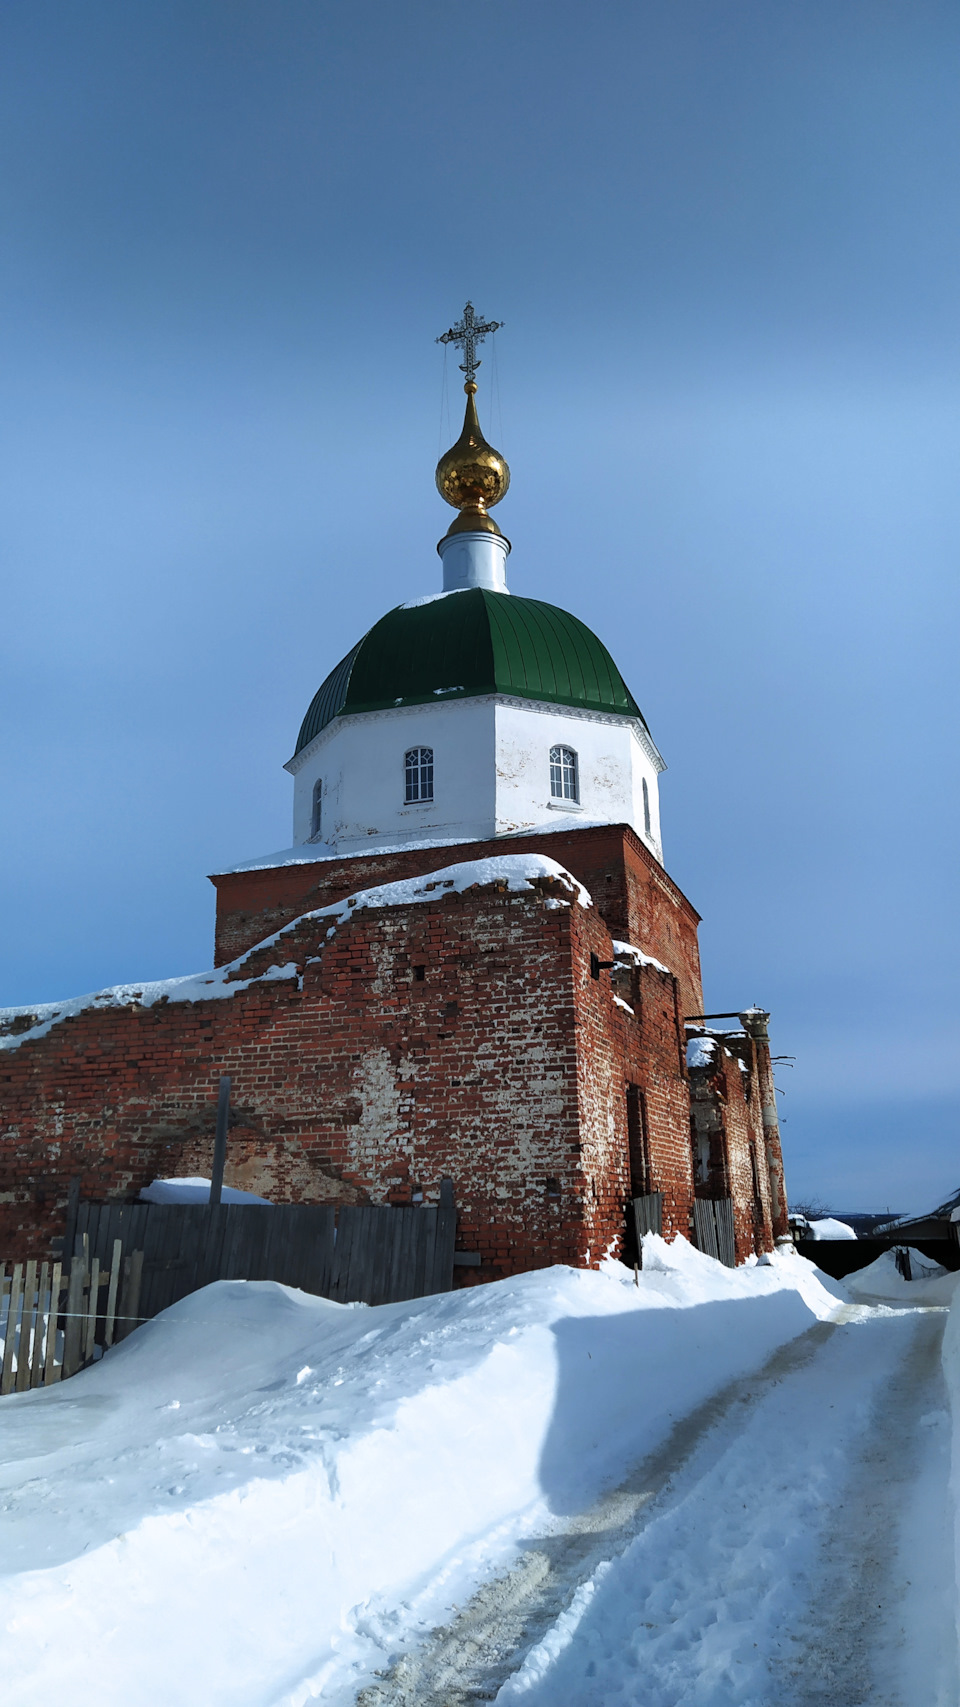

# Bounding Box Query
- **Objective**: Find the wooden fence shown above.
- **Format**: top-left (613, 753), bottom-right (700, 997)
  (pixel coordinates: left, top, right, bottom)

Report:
top-left (693, 1196), bottom-right (737, 1268)
top-left (70, 1183), bottom-right (458, 1323)
top-left (795, 1235), bottom-right (960, 1280)
top-left (0, 1238), bottom-right (143, 1395)
top-left (630, 1192), bottom-right (663, 1263)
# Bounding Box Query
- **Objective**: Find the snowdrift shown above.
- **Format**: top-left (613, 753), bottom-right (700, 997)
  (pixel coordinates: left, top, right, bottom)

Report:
top-left (847, 1247), bottom-right (960, 1307)
top-left (0, 1240), bottom-right (841, 1707)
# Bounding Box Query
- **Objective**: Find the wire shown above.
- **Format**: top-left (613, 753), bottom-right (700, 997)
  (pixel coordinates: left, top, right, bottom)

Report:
top-left (438, 343), bottom-right (450, 456)
top-left (491, 328), bottom-right (505, 450)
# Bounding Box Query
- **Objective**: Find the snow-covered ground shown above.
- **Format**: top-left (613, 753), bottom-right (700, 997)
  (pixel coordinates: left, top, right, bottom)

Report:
top-left (0, 1239), bottom-right (956, 1706)
top-left (847, 1246), bottom-right (960, 1307)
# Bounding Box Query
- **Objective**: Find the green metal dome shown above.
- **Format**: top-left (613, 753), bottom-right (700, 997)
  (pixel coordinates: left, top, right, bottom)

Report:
top-left (294, 588), bottom-right (646, 756)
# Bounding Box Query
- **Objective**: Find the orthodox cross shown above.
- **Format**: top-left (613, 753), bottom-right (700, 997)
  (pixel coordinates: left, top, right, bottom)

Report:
top-left (436, 302), bottom-right (503, 383)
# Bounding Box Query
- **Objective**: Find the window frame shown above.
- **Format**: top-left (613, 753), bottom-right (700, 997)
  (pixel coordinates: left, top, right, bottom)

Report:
top-left (404, 746), bottom-right (435, 804)
top-left (642, 776), bottom-right (652, 836)
top-left (549, 744), bottom-right (579, 804)
top-left (310, 777), bottom-right (323, 840)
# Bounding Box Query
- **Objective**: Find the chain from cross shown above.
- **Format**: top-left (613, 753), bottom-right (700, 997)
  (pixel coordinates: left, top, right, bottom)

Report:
top-left (435, 302), bottom-right (503, 384)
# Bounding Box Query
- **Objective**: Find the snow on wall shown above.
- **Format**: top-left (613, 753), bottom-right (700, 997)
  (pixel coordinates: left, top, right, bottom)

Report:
top-left (0, 854), bottom-right (589, 1054)
top-left (210, 824), bottom-right (706, 1025)
top-left (0, 841), bottom-right (720, 1273)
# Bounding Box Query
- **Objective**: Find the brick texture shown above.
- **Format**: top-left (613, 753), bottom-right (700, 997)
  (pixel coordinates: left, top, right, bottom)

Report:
top-left (211, 823), bottom-right (705, 1021)
top-left (1, 856), bottom-right (784, 1274)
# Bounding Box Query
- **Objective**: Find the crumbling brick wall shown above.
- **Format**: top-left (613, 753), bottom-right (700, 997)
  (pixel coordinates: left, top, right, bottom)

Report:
top-left (687, 1031), bottom-right (779, 1261)
top-left (211, 824), bottom-right (704, 1020)
top-left (0, 867), bottom-right (700, 1275)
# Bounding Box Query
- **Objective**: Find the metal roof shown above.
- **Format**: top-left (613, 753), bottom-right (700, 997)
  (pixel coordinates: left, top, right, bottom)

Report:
top-left (294, 589), bottom-right (645, 755)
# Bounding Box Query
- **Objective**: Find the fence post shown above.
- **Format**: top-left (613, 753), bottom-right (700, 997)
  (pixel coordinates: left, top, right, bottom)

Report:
top-left (210, 1075), bottom-right (231, 1206)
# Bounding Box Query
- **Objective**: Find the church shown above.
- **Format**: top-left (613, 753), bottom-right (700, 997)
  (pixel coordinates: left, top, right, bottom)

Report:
top-left (0, 306), bottom-right (790, 1276)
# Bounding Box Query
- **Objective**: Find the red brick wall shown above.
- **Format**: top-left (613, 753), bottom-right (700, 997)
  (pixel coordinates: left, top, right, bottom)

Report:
top-left (688, 1038), bottom-right (777, 1262)
top-left (0, 871), bottom-right (706, 1277)
top-left (565, 912), bottom-right (696, 1262)
top-left (211, 824), bottom-right (704, 1020)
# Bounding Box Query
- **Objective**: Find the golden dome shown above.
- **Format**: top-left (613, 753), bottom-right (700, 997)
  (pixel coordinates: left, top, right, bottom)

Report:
top-left (435, 382), bottom-right (510, 537)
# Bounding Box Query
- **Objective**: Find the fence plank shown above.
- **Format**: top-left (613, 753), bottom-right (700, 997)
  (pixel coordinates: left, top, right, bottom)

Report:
top-left (693, 1197), bottom-right (736, 1268)
top-left (15, 1260), bottom-right (37, 1393)
top-left (394, 1207), bottom-right (419, 1305)
top-left (82, 1258), bottom-right (100, 1366)
top-left (62, 1255), bottom-right (86, 1377)
top-left (1, 1263), bottom-right (22, 1396)
top-left (63, 1177), bottom-right (81, 1269)
top-left (222, 1205), bottom-right (248, 1281)
top-left (693, 1199), bottom-right (718, 1261)
top-left (429, 1179), bottom-right (457, 1296)
top-left (411, 1208), bottom-right (430, 1301)
top-left (30, 1261), bottom-right (49, 1389)
top-left (330, 1206), bottom-right (361, 1302)
top-left (125, 1249), bottom-right (144, 1333)
top-left (714, 1198), bottom-right (736, 1268)
top-left (104, 1240), bottom-right (122, 1347)
top-left (45, 1262), bottom-right (63, 1384)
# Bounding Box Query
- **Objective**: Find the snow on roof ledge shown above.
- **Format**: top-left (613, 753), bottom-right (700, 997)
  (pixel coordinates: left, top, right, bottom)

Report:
top-left (612, 939), bottom-right (672, 977)
top-left (686, 1035), bottom-right (719, 1069)
top-left (0, 853), bottom-right (591, 1053)
top-left (211, 820), bottom-right (625, 877)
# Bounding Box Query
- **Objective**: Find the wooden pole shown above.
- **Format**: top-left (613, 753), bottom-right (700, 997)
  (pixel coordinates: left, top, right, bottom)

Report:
top-left (210, 1074), bottom-right (231, 1206)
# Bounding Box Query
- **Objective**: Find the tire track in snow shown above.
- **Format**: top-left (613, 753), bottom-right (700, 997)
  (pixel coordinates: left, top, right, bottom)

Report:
top-left (773, 1309), bottom-right (956, 1707)
top-left (351, 1316), bottom-right (840, 1706)
top-left (352, 1306), bottom-right (956, 1707)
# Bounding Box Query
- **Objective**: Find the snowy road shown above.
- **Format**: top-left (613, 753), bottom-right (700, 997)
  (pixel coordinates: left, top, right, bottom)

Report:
top-left (1, 1252), bottom-right (955, 1707)
top-left (357, 1303), bottom-right (957, 1707)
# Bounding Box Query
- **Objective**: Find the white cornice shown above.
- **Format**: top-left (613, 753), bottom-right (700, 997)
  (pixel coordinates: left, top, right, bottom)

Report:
top-left (285, 694), bottom-right (666, 775)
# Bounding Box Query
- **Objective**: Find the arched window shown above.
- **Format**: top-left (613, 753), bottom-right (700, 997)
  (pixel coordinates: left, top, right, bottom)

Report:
top-left (405, 746), bottom-right (434, 803)
top-left (311, 778), bottom-right (323, 839)
top-left (549, 745), bottom-right (579, 803)
top-left (642, 777), bottom-right (651, 836)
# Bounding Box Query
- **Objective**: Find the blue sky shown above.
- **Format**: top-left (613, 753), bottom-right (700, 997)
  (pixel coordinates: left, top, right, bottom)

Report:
top-left (2, 1), bottom-right (957, 1213)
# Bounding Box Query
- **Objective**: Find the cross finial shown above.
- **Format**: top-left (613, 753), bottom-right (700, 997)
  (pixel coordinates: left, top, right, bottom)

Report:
top-left (436, 301), bottom-right (503, 385)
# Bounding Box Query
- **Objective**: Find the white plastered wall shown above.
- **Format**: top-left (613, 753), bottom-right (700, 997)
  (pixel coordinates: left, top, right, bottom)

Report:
top-left (288, 699), bottom-right (498, 852)
top-left (286, 695), bottom-right (664, 862)
top-left (493, 699), bottom-right (663, 859)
